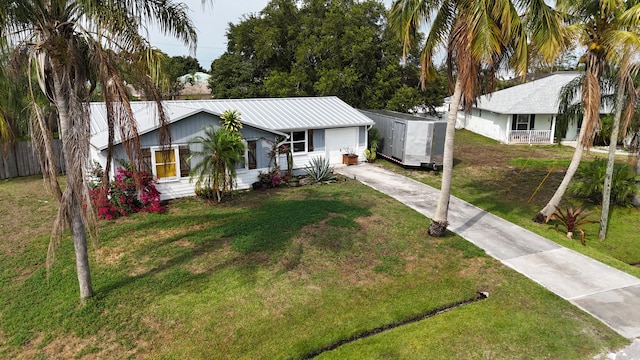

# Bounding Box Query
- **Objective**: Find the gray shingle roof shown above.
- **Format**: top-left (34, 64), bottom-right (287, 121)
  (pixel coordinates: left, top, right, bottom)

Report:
top-left (475, 72), bottom-right (581, 114)
top-left (90, 96), bottom-right (374, 150)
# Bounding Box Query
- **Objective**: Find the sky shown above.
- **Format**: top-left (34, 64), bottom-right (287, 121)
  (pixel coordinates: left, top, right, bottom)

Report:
top-left (148, 0), bottom-right (393, 69)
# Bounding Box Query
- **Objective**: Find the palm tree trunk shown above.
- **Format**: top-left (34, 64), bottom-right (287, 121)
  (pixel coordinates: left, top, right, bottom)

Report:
top-left (599, 85), bottom-right (625, 240)
top-left (53, 72), bottom-right (93, 302)
top-left (533, 117), bottom-right (589, 223)
top-left (428, 79), bottom-right (461, 236)
top-left (70, 186), bottom-right (93, 301)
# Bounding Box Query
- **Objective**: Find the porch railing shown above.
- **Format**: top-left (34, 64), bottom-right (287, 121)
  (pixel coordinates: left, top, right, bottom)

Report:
top-left (509, 130), bottom-right (553, 145)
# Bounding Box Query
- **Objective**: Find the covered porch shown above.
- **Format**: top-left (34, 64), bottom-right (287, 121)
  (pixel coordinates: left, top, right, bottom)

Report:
top-left (507, 113), bottom-right (556, 145)
top-left (508, 129), bottom-right (554, 144)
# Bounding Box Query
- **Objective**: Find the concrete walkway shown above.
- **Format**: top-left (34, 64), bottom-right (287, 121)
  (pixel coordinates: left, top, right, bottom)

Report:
top-left (335, 163), bottom-right (640, 341)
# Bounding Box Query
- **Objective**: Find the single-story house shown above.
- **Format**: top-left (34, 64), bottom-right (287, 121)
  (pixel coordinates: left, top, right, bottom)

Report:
top-left (455, 72), bottom-right (584, 144)
top-left (89, 96), bottom-right (374, 199)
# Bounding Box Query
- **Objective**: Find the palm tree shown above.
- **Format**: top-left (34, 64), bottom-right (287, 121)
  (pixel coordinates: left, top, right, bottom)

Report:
top-left (533, 0), bottom-right (640, 223)
top-left (220, 109), bottom-right (243, 134)
top-left (389, 0), bottom-right (564, 236)
top-left (189, 125), bottom-right (245, 202)
top-left (599, 51), bottom-right (640, 239)
top-left (0, 0), bottom-right (200, 302)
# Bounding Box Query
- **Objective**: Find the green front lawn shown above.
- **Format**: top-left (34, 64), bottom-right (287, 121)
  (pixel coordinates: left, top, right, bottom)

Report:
top-left (0, 175), bottom-right (628, 359)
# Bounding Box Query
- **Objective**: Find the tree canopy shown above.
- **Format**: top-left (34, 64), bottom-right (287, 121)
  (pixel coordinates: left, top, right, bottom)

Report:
top-left (209, 0), bottom-right (446, 112)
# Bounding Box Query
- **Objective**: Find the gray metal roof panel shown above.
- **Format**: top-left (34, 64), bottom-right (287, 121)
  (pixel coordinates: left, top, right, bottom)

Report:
top-left (475, 72), bottom-right (581, 114)
top-left (360, 109), bottom-right (445, 122)
top-left (90, 97), bottom-right (374, 150)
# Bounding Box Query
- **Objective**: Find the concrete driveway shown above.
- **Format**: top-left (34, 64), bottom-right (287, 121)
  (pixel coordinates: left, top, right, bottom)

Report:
top-left (335, 163), bottom-right (640, 341)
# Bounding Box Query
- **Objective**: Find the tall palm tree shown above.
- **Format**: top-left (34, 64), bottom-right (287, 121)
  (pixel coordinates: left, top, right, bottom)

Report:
top-left (0, 0), bottom-right (201, 302)
top-left (189, 125), bottom-right (246, 202)
top-left (599, 50), bottom-right (640, 239)
top-left (533, 0), bottom-right (640, 223)
top-left (390, 0), bottom-right (564, 236)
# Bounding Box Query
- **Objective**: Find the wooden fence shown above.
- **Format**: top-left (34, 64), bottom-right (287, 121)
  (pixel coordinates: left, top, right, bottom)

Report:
top-left (0, 140), bottom-right (65, 179)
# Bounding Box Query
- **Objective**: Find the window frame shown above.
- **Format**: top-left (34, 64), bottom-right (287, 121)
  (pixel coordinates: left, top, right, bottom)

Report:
top-left (516, 114), bottom-right (530, 131)
top-left (286, 130), bottom-right (314, 154)
top-left (147, 145), bottom-right (190, 182)
top-left (235, 140), bottom-right (258, 171)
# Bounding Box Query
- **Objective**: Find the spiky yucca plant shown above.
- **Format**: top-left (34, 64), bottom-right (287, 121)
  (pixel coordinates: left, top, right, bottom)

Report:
top-left (304, 156), bottom-right (334, 183)
top-left (549, 206), bottom-right (594, 246)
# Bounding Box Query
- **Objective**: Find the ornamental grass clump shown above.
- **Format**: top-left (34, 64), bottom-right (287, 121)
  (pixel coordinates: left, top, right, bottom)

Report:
top-left (304, 156), bottom-right (335, 183)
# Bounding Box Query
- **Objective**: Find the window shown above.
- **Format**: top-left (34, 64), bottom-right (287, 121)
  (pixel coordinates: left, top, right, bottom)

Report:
top-left (291, 131), bottom-right (306, 152)
top-left (142, 146), bottom-right (190, 180)
top-left (179, 146), bottom-right (191, 177)
top-left (307, 130), bottom-right (314, 152)
top-left (516, 114), bottom-right (530, 130)
top-left (511, 114), bottom-right (536, 131)
top-left (247, 140), bottom-right (257, 169)
top-left (235, 140), bottom-right (258, 171)
top-left (155, 149), bottom-right (177, 178)
top-left (286, 130), bottom-right (315, 153)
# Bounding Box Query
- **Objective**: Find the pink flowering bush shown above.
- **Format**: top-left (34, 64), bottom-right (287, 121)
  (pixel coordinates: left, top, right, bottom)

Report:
top-left (90, 166), bottom-right (164, 220)
top-left (256, 168), bottom-right (283, 189)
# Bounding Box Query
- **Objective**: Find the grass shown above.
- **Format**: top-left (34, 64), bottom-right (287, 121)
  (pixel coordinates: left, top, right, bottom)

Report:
top-left (376, 129), bottom-right (640, 277)
top-left (0, 174), bottom-right (630, 358)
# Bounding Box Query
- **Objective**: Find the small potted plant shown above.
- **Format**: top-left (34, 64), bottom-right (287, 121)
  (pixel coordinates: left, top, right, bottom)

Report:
top-left (364, 148), bottom-right (376, 163)
top-left (341, 147), bottom-right (358, 165)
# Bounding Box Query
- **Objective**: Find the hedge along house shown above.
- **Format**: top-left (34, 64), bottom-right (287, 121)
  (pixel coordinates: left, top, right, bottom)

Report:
top-left (455, 72), bottom-right (584, 144)
top-left (89, 96), bottom-right (374, 200)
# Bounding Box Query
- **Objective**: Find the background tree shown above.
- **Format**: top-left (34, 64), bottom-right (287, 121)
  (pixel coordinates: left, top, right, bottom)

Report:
top-left (0, 0), bottom-right (200, 302)
top-left (533, 0), bottom-right (640, 223)
top-left (208, 0), bottom-right (445, 110)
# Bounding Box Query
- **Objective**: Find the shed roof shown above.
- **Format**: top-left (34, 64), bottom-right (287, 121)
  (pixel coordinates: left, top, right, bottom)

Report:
top-left (475, 72), bottom-right (581, 115)
top-left (90, 96), bottom-right (374, 150)
top-left (360, 109), bottom-right (445, 122)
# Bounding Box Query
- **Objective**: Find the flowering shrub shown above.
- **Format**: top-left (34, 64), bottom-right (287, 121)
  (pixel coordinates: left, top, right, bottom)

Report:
top-left (256, 168), bottom-right (284, 189)
top-left (90, 166), bottom-right (164, 220)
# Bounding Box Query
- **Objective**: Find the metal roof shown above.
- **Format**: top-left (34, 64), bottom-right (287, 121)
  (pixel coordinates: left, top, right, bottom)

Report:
top-left (475, 72), bottom-right (582, 114)
top-left (360, 109), bottom-right (445, 122)
top-left (90, 96), bottom-right (374, 150)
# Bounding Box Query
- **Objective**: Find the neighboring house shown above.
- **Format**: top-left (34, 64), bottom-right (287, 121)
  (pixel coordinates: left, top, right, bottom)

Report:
top-left (177, 72), bottom-right (211, 85)
top-left (455, 72), bottom-right (584, 144)
top-left (176, 72), bottom-right (212, 98)
top-left (89, 96), bottom-right (374, 199)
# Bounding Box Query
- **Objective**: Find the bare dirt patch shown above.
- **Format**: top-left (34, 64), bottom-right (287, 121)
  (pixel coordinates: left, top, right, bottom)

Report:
top-left (95, 246), bottom-right (125, 266)
top-left (6, 331), bottom-right (135, 360)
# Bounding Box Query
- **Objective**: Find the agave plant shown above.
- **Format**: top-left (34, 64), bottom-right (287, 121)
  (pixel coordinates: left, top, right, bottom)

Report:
top-left (304, 156), bottom-right (335, 183)
top-left (549, 206), bottom-right (594, 246)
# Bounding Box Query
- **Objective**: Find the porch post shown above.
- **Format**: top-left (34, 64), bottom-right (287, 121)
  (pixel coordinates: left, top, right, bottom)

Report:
top-left (550, 115), bottom-right (556, 144)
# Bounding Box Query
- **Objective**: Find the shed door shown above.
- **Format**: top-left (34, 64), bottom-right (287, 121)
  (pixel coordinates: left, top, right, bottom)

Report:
top-left (325, 127), bottom-right (358, 165)
top-left (392, 121), bottom-right (405, 160)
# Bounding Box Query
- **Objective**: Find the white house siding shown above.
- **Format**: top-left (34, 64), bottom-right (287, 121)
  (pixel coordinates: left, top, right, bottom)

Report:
top-left (155, 169), bottom-right (264, 200)
top-left (324, 127), bottom-right (366, 164)
top-left (457, 110), bottom-right (561, 144)
top-left (464, 110), bottom-right (510, 143)
top-left (563, 123), bottom-right (580, 141)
